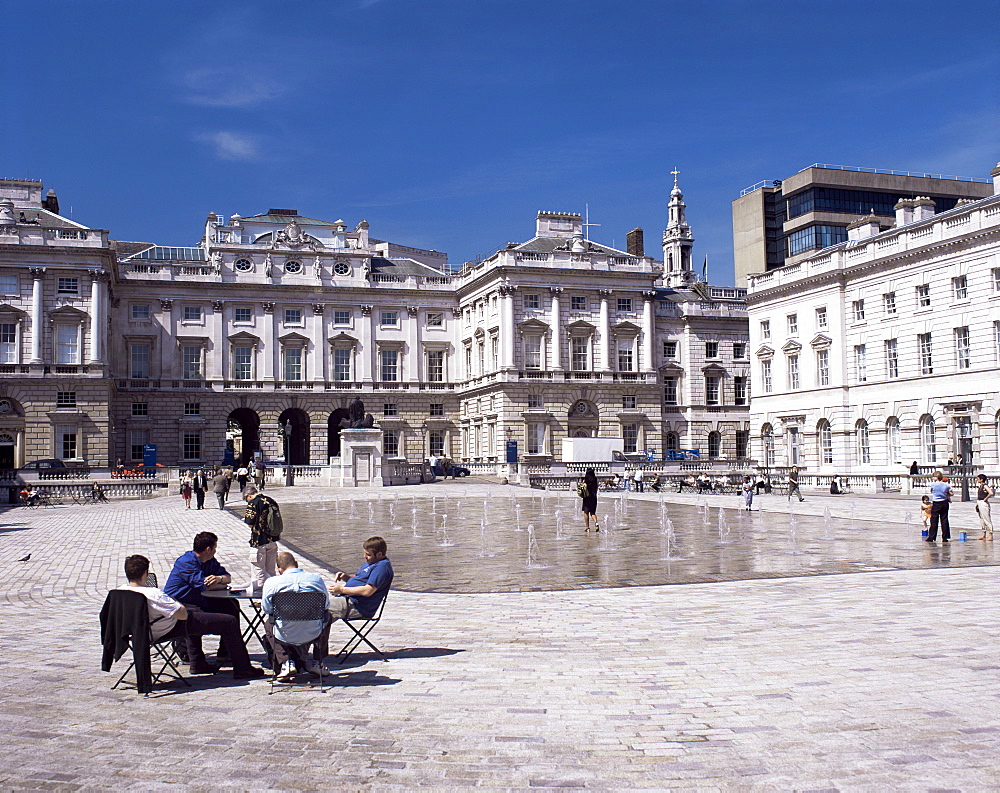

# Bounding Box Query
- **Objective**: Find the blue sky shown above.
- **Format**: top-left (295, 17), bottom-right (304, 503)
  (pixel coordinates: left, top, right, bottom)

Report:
top-left (2, 0), bottom-right (998, 284)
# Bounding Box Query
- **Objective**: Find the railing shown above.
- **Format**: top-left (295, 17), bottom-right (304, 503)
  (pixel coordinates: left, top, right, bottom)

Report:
top-left (801, 163), bottom-right (989, 183)
top-left (371, 273), bottom-right (406, 283)
top-left (739, 180), bottom-right (777, 196)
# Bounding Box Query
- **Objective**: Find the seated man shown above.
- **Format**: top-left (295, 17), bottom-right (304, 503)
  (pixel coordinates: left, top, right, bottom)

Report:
top-left (164, 531), bottom-right (240, 670)
top-left (650, 475), bottom-right (662, 493)
top-left (696, 473), bottom-right (712, 493)
top-left (92, 482), bottom-right (110, 502)
top-left (262, 551), bottom-right (332, 681)
top-left (120, 554), bottom-right (263, 679)
top-left (677, 474), bottom-right (696, 492)
top-left (329, 536), bottom-right (394, 621)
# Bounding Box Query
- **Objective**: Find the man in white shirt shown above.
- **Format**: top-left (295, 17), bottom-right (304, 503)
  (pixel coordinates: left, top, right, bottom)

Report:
top-left (261, 551), bottom-right (332, 681)
top-left (121, 554), bottom-right (264, 680)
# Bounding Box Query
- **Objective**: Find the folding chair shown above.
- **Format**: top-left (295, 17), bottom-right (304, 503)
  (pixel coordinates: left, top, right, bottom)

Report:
top-left (334, 591), bottom-right (389, 664)
top-left (100, 589), bottom-right (190, 695)
top-left (268, 590), bottom-right (329, 694)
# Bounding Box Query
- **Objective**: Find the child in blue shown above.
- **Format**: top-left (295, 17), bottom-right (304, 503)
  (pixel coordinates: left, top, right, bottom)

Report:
top-left (330, 536), bottom-right (393, 619)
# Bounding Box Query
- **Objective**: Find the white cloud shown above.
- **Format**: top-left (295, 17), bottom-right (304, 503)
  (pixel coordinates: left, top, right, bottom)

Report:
top-left (178, 66), bottom-right (284, 108)
top-left (194, 131), bottom-right (262, 161)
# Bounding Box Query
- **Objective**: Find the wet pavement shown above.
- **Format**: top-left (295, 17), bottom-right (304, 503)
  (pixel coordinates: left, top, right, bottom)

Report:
top-left (273, 486), bottom-right (1000, 592)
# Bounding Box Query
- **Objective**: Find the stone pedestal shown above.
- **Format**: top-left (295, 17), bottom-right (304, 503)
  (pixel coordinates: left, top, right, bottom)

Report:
top-left (335, 428), bottom-right (383, 487)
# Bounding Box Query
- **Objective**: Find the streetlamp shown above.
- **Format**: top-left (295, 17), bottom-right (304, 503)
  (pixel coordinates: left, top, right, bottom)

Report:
top-left (279, 420), bottom-right (294, 487)
top-left (420, 421), bottom-right (429, 482)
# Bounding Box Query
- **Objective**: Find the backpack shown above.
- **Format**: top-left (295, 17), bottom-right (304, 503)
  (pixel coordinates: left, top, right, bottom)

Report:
top-left (576, 480), bottom-right (588, 498)
top-left (265, 499), bottom-right (284, 539)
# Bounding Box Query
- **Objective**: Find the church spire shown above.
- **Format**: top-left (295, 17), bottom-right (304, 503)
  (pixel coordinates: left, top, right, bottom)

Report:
top-left (662, 168), bottom-right (695, 287)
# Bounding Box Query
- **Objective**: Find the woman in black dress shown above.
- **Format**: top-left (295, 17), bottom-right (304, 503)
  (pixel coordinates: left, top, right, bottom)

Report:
top-left (581, 467), bottom-right (600, 532)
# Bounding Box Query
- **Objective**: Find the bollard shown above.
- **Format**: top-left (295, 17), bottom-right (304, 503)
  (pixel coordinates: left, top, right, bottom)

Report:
top-left (959, 530), bottom-right (967, 542)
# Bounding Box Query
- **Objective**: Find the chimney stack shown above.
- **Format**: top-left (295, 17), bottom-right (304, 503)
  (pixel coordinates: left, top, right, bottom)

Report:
top-left (893, 198), bottom-right (914, 227)
top-left (992, 162), bottom-right (1000, 195)
top-left (626, 227), bottom-right (644, 257)
top-left (846, 213), bottom-right (880, 241)
top-left (911, 196), bottom-right (936, 221)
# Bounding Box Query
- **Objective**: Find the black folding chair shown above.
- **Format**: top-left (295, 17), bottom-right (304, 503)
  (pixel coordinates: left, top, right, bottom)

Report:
top-left (100, 589), bottom-right (190, 696)
top-left (268, 590), bottom-right (329, 694)
top-left (335, 591), bottom-right (389, 664)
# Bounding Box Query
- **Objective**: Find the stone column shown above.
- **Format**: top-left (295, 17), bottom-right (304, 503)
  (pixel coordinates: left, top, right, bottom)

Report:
top-left (549, 287), bottom-right (563, 371)
top-left (211, 301), bottom-right (224, 379)
top-left (261, 302), bottom-right (275, 381)
top-left (359, 305), bottom-right (373, 382)
top-left (29, 267), bottom-right (45, 363)
top-left (312, 303), bottom-right (326, 383)
top-left (598, 289), bottom-right (612, 372)
top-left (159, 299), bottom-right (175, 378)
top-left (500, 285), bottom-right (515, 369)
top-left (87, 270), bottom-right (106, 364)
top-left (642, 291), bottom-right (656, 372)
top-left (407, 305), bottom-right (419, 382)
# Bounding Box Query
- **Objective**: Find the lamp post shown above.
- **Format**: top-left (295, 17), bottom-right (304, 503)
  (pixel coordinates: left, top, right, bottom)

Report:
top-left (280, 420), bottom-right (294, 487)
top-left (420, 421), bottom-right (429, 482)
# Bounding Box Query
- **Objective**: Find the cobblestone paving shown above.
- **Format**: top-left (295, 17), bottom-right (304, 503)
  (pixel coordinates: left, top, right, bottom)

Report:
top-left (1, 484), bottom-right (998, 790)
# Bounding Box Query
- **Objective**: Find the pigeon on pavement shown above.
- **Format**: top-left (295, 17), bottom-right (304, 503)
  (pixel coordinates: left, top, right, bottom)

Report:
top-left (17, 553), bottom-right (30, 562)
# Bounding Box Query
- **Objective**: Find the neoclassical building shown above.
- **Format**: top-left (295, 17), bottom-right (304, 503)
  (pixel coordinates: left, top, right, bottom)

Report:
top-left (746, 162), bottom-right (1000, 472)
top-left (0, 175), bottom-right (749, 469)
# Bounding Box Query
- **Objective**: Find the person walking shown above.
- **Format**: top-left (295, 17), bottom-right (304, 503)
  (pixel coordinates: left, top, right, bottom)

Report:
top-left (632, 468), bottom-right (644, 493)
top-left (579, 468), bottom-right (600, 532)
top-left (180, 470), bottom-right (193, 509)
top-left (741, 475), bottom-right (754, 511)
top-left (787, 466), bottom-right (805, 502)
top-left (975, 473), bottom-right (994, 541)
top-left (925, 470), bottom-right (953, 542)
top-left (235, 464), bottom-right (249, 492)
top-left (211, 468), bottom-right (229, 510)
top-left (192, 469), bottom-right (209, 510)
top-left (252, 460), bottom-right (266, 491)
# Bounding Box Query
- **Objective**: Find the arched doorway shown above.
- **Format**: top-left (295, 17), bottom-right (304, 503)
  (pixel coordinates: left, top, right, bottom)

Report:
top-left (227, 408), bottom-right (260, 466)
top-left (0, 432), bottom-right (14, 469)
top-left (327, 408), bottom-right (350, 459)
top-left (278, 407), bottom-right (310, 465)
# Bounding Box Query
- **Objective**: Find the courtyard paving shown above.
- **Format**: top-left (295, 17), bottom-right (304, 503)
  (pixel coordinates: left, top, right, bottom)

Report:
top-left (1, 482), bottom-right (998, 790)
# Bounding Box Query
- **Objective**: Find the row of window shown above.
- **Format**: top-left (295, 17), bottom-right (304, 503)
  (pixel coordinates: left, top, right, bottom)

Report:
top-left (663, 376), bottom-right (748, 406)
top-left (760, 274), bottom-right (991, 342)
top-left (523, 294), bottom-right (639, 312)
top-left (132, 303), bottom-right (448, 329)
top-left (0, 274), bottom-right (81, 296)
top-left (760, 416), bottom-right (944, 467)
top-left (759, 326), bottom-right (988, 391)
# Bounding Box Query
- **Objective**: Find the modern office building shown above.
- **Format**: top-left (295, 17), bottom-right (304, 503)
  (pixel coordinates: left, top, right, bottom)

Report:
top-left (0, 175), bottom-right (749, 470)
top-left (733, 164), bottom-right (993, 285)
top-left (745, 161), bottom-right (1000, 474)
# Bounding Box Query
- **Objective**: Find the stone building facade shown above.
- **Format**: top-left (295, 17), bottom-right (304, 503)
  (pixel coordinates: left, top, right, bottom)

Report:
top-left (0, 175), bottom-right (749, 469)
top-left (746, 162), bottom-right (1000, 473)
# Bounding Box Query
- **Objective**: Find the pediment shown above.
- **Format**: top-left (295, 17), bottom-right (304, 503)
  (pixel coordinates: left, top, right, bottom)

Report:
top-left (781, 340), bottom-right (802, 354)
top-left (612, 320), bottom-right (641, 334)
top-left (658, 361), bottom-right (684, 373)
top-left (810, 333), bottom-right (833, 350)
top-left (518, 318), bottom-right (550, 332)
top-left (278, 331), bottom-right (310, 344)
top-left (566, 319), bottom-right (596, 333)
top-left (0, 303), bottom-right (27, 318)
top-left (228, 331), bottom-right (261, 344)
top-left (327, 332), bottom-right (358, 346)
top-left (755, 344), bottom-right (774, 359)
top-left (48, 305), bottom-right (88, 320)
top-left (701, 362), bottom-right (727, 374)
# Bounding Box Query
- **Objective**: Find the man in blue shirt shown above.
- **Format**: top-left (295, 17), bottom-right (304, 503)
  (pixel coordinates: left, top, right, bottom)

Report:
top-left (261, 551), bottom-right (332, 680)
top-left (330, 536), bottom-right (393, 620)
top-left (164, 531), bottom-right (240, 671)
top-left (926, 471), bottom-right (953, 542)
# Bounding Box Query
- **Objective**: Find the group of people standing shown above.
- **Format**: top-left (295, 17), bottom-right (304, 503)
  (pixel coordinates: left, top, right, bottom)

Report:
top-left (922, 471), bottom-right (994, 542)
top-left (180, 462), bottom-right (268, 510)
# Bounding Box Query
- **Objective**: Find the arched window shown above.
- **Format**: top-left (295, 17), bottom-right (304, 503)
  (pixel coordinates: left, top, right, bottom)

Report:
top-left (921, 415), bottom-right (937, 463)
top-left (887, 417), bottom-right (902, 465)
top-left (664, 432), bottom-right (679, 451)
top-left (708, 431), bottom-right (721, 458)
top-left (818, 420), bottom-right (833, 465)
top-left (857, 419), bottom-right (870, 464)
top-left (761, 423), bottom-right (775, 467)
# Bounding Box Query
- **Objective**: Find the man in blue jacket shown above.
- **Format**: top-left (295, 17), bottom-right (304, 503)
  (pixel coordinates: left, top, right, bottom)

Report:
top-left (164, 531), bottom-right (241, 672)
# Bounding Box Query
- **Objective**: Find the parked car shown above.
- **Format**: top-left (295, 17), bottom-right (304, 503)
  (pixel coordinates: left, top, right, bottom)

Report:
top-left (18, 458), bottom-right (73, 472)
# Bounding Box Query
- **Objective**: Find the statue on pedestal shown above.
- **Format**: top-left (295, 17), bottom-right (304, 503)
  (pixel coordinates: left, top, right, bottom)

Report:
top-left (341, 396), bottom-right (375, 429)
